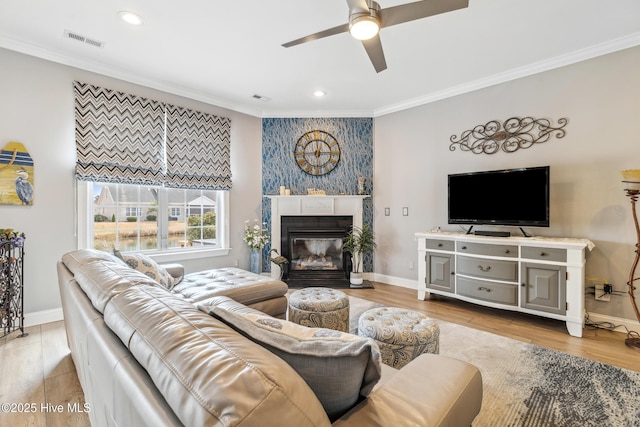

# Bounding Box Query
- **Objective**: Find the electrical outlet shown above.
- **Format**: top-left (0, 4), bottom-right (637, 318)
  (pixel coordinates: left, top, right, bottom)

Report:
top-left (595, 283), bottom-right (611, 302)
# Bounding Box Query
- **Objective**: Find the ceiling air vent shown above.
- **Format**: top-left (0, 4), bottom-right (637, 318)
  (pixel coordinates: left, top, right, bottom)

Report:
top-left (252, 94), bottom-right (271, 102)
top-left (64, 30), bottom-right (105, 48)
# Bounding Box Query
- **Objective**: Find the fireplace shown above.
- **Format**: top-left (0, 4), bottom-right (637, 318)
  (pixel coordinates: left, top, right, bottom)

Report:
top-left (266, 195), bottom-right (368, 283)
top-left (281, 216), bottom-right (352, 287)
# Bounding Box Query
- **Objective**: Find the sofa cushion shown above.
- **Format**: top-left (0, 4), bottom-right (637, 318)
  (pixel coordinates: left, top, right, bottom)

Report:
top-left (113, 250), bottom-right (176, 289)
top-left (103, 285), bottom-right (331, 427)
top-left (62, 249), bottom-right (160, 313)
top-left (173, 267), bottom-right (288, 305)
top-left (201, 296), bottom-right (382, 421)
top-left (61, 248), bottom-right (127, 271)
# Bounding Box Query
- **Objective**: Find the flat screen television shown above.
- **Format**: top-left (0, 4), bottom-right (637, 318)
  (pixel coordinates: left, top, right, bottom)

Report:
top-left (448, 166), bottom-right (550, 229)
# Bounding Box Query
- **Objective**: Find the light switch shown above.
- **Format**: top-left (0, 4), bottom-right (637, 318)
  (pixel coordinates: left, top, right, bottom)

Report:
top-left (402, 207), bottom-right (409, 216)
top-left (384, 207), bottom-right (390, 216)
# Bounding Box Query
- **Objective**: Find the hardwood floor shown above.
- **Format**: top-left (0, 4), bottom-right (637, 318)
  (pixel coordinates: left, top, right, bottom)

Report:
top-left (0, 281), bottom-right (637, 426)
top-left (343, 282), bottom-right (640, 373)
top-left (0, 321), bottom-right (89, 427)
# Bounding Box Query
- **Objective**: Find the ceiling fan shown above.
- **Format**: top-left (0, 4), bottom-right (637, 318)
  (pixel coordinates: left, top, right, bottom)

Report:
top-left (282, 0), bottom-right (469, 73)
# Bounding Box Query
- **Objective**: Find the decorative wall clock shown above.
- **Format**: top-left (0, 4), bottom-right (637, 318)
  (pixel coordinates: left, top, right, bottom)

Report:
top-left (294, 130), bottom-right (341, 176)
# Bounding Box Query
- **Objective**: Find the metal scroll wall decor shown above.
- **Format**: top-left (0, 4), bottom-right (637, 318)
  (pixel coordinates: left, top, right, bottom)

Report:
top-left (1, 230), bottom-right (27, 338)
top-left (449, 117), bottom-right (568, 155)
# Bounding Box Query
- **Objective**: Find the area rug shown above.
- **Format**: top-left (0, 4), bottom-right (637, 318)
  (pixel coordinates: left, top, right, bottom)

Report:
top-left (349, 295), bottom-right (384, 333)
top-left (347, 296), bottom-right (640, 427)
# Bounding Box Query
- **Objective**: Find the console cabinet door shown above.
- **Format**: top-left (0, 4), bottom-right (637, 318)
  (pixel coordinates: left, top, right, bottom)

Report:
top-left (425, 252), bottom-right (454, 293)
top-left (521, 262), bottom-right (566, 315)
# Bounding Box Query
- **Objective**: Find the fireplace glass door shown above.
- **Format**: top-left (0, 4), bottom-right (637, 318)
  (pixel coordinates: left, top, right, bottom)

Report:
top-left (290, 236), bottom-right (344, 271)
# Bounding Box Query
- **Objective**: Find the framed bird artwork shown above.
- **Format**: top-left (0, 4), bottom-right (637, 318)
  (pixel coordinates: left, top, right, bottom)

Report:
top-left (0, 142), bottom-right (34, 206)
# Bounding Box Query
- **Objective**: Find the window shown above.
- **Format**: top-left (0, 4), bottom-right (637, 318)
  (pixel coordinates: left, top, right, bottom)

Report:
top-left (83, 182), bottom-right (228, 256)
top-left (74, 82), bottom-right (232, 259)
top-left (125, 207), bottom-right (143, 217)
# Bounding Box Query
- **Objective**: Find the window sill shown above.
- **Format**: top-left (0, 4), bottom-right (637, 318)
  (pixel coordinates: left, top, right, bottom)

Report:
top-left (148, 247), bottom-right (231, 264)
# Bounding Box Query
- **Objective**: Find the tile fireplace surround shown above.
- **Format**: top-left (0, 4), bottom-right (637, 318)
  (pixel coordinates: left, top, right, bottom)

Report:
top-left (265, 195), bottom-right (370, 281)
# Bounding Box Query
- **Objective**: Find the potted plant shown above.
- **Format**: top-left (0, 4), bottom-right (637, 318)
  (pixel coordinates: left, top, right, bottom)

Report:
top-left (343, 224), bottom-right (377, 287)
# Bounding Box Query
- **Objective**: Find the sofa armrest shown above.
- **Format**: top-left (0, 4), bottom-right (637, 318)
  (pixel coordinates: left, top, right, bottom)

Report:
top-left (161, 263), bottom-right (184, 281)
top-left (333, 354), bottom-right (482, 427)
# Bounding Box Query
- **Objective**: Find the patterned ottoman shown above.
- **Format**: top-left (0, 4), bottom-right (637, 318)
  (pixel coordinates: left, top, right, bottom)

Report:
top-left (288, 287), bottom-right (350, 332)
top-left (358, 307), bottom-right (439, 369)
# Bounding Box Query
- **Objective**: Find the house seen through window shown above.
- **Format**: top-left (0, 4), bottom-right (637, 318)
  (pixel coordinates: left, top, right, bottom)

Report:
top-left (91, 182), bottom-right (221, 252)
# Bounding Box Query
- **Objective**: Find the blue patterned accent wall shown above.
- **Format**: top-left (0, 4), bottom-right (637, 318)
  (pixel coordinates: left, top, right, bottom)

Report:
top-left (261, 117), bottom-right (374, 272)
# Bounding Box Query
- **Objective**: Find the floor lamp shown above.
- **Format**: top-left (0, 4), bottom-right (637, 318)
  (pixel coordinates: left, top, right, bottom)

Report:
top-left (621, 169), bottom-right (640, 352)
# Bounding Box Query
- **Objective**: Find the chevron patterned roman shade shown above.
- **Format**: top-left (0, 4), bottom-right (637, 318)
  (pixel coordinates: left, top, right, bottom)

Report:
top-left (74, 81), bottom-right (232, 190)
top-left (165, 106), bottom-right (232, 190)
top-left (74, 81), bottom-right (166, 186)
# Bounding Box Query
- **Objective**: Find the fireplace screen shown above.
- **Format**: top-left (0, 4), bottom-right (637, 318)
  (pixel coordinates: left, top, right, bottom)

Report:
top-left (290, 237), bottom-right (344, 271)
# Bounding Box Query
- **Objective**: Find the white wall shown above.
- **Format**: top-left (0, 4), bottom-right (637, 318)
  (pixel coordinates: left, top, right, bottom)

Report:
top-left (0, 48), bottom-right (263, 324)
top-left (3, 43), bottom-right (640, 326)
top-left (374, 46), bottom-right (640, 322)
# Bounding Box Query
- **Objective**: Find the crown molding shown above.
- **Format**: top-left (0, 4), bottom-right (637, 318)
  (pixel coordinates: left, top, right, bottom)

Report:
top-left (373, 32), bottom-right (640, 117)
top-left (3, 31), bottom-right (640, 119)
top-left (0, 35), bottom-right (263, 117)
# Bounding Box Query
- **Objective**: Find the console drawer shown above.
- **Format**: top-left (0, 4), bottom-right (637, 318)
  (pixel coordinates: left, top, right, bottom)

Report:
top-left (521, 246), bottom-right (567, 262)
top-left (456, 241), bottom-right (518, 258)
top-left (425, 239), bottom-right (455, 251)
top-left (457, 277), bottom-right (518, 305)
top-left (457, 256), bottom-right (518, 281)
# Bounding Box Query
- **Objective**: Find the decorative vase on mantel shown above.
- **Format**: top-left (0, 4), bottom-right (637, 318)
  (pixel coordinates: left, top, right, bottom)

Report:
top-left (250, 249), bottom-right (261, 275)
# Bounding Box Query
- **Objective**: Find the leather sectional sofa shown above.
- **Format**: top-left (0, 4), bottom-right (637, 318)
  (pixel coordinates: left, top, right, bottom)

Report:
top-left (57, 248), bottom-right (483, 426)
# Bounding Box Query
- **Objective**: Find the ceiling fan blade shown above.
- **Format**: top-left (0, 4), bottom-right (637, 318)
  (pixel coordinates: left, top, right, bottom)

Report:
top-left (346, 0), bottom-right (370, 14)
top-left (282, 23), bottom-right (350, 48)
top-left (380, 0), bottom-right (469, 28)
top-left (361, 34), bottom-right (387, 73)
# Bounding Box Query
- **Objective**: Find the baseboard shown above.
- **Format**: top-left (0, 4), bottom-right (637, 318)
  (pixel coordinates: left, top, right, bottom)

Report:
top-left (24, 308), bottom-right (64, 328)
top-left (371, 273), bottom-right (418, 290)
top-left (586, 312), bottom-right (640, 334)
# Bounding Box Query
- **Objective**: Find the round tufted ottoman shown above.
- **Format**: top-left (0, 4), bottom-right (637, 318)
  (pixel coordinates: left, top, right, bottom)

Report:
top-left (288, 287), bottom-right (350, 332)
top-left (358, 307), bottom-right (439, 369)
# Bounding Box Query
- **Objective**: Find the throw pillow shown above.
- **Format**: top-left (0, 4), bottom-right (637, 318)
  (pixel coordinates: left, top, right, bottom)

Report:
top-left (113, 250), bottom-right (176, 290)
top-left (200, 296), bottom-right (381, 421)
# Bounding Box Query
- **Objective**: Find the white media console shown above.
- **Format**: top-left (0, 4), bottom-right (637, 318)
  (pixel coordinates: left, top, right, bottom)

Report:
top-left (415, 232), bottom-right (594, 337)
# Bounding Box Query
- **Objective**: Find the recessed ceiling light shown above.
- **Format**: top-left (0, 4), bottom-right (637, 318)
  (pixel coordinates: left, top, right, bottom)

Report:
top-left (118, 11), bottom-right (144, 26)
top-left (313, 90), bottom-right (326, 97)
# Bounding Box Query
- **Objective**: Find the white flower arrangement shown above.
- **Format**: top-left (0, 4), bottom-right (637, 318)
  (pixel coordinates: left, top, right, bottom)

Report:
top-left (243, 219), bottom-right (270, 250)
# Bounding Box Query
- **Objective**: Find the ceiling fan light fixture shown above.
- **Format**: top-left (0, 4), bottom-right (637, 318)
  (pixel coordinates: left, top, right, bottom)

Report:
top-left (282, 0), bottom-right (468, 72)
top-left (349, 14), bottom-right (380, 40)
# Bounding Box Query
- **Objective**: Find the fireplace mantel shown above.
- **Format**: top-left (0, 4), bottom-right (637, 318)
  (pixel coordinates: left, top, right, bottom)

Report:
top-left (264, 195), bottom-right (369, 279)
